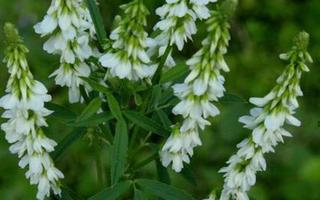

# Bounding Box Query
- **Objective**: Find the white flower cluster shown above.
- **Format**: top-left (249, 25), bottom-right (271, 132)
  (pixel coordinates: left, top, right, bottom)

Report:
top-left (218, 32), bottom-right (312, 200)
top-left (34, 0), bottom-right (97, 103)
top-left (99, 0), bottom-right (157, 81)
top-left (1, 24), bottom-right (64, 200)
top-left (149, 0), bottom-right (217, 67)
top-left (160, 6), bottom-right (232, 173)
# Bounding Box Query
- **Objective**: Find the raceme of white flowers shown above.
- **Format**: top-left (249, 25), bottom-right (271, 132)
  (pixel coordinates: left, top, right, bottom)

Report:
top-left (148, 0), bottom-right (218, 67)
top-left (217, 32), bottom-right (312, 200)
top-left (34, 0), bottom-right (97, 103)
top-left (160, 2), bottom-right (234, 173)
top-left (99, 0), bottom-right (157, 81)
top-left (0, 23), bottom-right (64, 200)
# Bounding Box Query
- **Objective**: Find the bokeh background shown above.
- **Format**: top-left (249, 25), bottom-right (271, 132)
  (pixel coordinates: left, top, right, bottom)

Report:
top-left (0, 0), bottom-right (319, 199)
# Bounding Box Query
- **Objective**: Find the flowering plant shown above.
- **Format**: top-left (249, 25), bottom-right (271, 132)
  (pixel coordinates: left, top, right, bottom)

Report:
top-left (0, 0), bottom-right (313, 200)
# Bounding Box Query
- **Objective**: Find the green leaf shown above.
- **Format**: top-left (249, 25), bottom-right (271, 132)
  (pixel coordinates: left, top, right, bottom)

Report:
top-left (147, 85), bottom-right (162, 111)
top-left (52, 128), bottom-right (86, 160)
top-left (106, 93), bottom-right (123, 121)
top-left (155, 110), bottom-right (172, 130)
top-left (160, 63), bottom-right (189, 84)
top-left (88, 181), bottom-right (132, 200)
top-left (79, 85), bottom-right (90, 104)
top-left (46, 102), bottom-right (77, 123)
top-left (111, 120), bottom-right (128, 184)
top-left (85, 0), bottom-right (107, 47)
top-left (158, 88), bottom-right (175, 106)
top-left (220, 93), bottom-right (247, 104)
top-left (81, 77), bottom-right (110, 94)
top-left (77, 98), bottom-right (102, 121)
top-left (124, 111), bottom-right (170, 137)
top-left (70, 112), bottom-right (113, 127)
top-left (134, 189), bottom-right (148, 200)
top-left (152, 45), bottom-right (172, 84)
top-left (136, 179), bottom-right (195, 200)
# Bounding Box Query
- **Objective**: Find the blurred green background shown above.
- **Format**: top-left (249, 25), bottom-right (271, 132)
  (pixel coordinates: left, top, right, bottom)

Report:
top-left (0, 0), bottom-right (319, 199)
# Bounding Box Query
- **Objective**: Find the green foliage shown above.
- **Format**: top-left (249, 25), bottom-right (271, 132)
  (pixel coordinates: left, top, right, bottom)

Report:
top-left (52, 128), bottom-right (87, 161)
top-left (85, 0), bottom-right (108, 48)
top-left (88, 181), bottom-right (132, 200)
top-left (159, 63), bottom-right (189, 84)
top-left (136, 179), bottom-right (195, 200)
top-left (106, 93), bottom-right (124, 121)
top-left (124, 111), bottom-right (170, 137)
top-left (111, 120), bottom-right (128, 184)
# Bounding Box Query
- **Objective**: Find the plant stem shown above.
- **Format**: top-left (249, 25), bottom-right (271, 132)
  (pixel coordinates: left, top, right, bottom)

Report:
top-left (152, 45), bottom-right (172, 84)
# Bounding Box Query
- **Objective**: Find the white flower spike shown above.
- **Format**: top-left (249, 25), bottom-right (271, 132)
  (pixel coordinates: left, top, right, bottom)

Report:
top-left (149, 0), bottom-right (217, 67)
top-left (99, 0), bottom-right (157, 81)
top-left (34, 0), bottom-right (97, 103)
top-left (160, 0), bottom-right (236, 172)
top-left (218, 31), bottom-right (312, 200)
top-left (1, 23), bottom-right (64, 200)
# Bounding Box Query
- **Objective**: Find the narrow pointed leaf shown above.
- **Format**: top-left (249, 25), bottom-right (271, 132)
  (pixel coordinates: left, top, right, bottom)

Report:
top-left (147, 85), bottom-right (162, 111)
top-left (220, 93), bottom-right (247, 104)
top-left (155, 110), bottom-right (172, 130)
top-left (111, 120), bottom-right (128, 184)
top-left (160, 63), bottom-right (189, 84)
top-left (88, 181), bottom-right (132, 200)
top-left (52, 128), bottom-right (86, 160)
top-left (70, 112), bottom-right (113, 127)
top-left (106, 93), bottom-right (123, 121)
top-left (46, 102), bottom-right (77, 123)
top-left (124, 111), bottom-right (170, 137)
top-left (77, 97), bottom-right (102, 121)
top-left (85, 0), bottom-right (107, 46)
top-left (136, 179), bottom-right (195, 200)
top-left (81, 77), bottom-right (110, 94)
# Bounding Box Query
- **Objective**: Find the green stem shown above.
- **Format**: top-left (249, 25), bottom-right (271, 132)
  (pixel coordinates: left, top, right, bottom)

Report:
top-left (152, 45), bottom-right (172, 84)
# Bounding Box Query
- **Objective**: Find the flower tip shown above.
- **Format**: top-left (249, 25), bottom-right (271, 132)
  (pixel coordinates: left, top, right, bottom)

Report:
top-left (294, 31), bottom-right (310, 51)
top-left (3, 22), bottom-right (22, 44)
top-left (220, 0), bottom-right (238, 18)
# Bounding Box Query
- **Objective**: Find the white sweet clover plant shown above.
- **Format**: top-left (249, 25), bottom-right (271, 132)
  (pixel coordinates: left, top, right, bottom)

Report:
top-left (99, 0), bottom-right (157, 81)
top-left (34, 0), bottom-right (97, 103)
top-left (160, 0), bottom-right (237, 173)
top-left (0, 23), bottom-right (64, 200)
top-left (207, 32), bottom-right (312, 200)
top-left (0, 0), bottom-right (313, 199)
